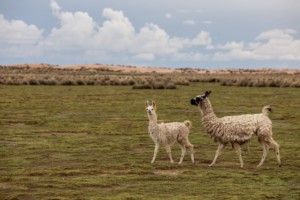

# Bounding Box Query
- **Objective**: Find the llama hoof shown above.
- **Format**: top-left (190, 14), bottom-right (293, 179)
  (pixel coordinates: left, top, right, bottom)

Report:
top-left (208, 164), bottom-right (213, 167)
top-left (279, 163), bottom-right (282, 167)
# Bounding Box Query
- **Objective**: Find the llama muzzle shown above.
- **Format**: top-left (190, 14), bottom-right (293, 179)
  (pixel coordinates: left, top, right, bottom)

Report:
top-left (191, 98), bottom-right (198, 106)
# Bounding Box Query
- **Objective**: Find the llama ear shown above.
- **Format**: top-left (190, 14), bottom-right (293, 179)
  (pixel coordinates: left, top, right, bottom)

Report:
top-left (205, 90), bottom-right (211, 97)
top-left (145, 100), bottom-right (149, 110)
top-left (152, 101), bottom-right (157, 110)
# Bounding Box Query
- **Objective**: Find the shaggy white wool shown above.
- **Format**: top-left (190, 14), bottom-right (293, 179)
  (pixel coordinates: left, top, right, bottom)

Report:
top-left (203, 113), bottom-right (272, 145)
top-left (149, 122), bottom-right (190, 145)
top-left (146, 101), bottom-right (194, 165)
top-left (192, 91), bottom-right (281, 168)
top-left (200, 97), bottom-right (275, 145)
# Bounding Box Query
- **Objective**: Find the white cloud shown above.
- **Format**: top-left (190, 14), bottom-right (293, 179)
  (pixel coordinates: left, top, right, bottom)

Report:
top-left (191, 31), bottom-right (212, 46)
top-left (45, 3), bottom-right (211, 61)
top-left (213, 49), bottom-right (255, 61)
top-left (43, 10), bottom-right (96, 51)
top-left (256, 29), bottom-right (296, 41)
top-left (215, 42), bottom-right (244, 50)
top-left (94, 8), bottom-right (135, 52)
top-left (213, 29), bottom-right (300, 61)
top-left (50, 0), bottom-right (61, 17)
top-left (132, 23), bottom-right (171, 55)
top-left (0, 14), bottom-right (44, 58)
top-left (254, 29), bottom-right (300, 60)
top-left (0, 15), bottom-right (43, 45)
top-left (183, 20), bottom-right (196, 26)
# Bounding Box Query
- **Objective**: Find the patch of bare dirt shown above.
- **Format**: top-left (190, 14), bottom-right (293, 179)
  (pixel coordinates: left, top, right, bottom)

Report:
top-left (153, 169), bottom-right (186, 176)
top-left (37, 132), bottom-right (89, 137)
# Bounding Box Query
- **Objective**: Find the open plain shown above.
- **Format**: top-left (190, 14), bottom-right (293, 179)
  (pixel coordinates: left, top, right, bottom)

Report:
top-left (1, 78), bottom-right (299, 199)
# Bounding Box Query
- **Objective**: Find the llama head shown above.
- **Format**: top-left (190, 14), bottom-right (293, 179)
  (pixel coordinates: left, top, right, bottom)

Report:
top-left (145, 100), bottom-right (157, 116)
top-left (191, 90), bottom-right (211, 106)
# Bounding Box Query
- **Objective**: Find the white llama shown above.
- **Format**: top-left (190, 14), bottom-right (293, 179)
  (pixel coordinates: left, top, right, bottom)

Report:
top-left (191, 91), bottom-right (281, 168)
top-left (146, 100), bottom-right (194, 164)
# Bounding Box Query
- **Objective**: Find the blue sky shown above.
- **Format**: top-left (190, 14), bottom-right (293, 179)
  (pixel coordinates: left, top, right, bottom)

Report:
top-left (0, 0), bottom-right (299, 68)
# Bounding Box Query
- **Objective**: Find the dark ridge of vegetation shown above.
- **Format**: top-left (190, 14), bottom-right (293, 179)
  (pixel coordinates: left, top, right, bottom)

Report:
top-left (0, 65), bottom-right (299, 88)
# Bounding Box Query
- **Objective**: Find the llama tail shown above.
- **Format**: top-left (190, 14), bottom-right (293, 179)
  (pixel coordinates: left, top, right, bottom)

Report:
top-left (262, 105), bottom-right (272, 116)
top-left (183, 120), bottom-right (192, 130)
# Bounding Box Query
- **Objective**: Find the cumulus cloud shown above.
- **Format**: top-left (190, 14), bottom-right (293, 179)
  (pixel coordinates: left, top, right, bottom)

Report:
top-left (50, 0), bottom-right (61, 17)
top-left (42, 2), bottom-right (213, 61)
top-left (0, 14), bottom-right (44, 58)
top-left (0, 15), bottom-right (43, 46)
top-left (191, 31), bottom-right (212, 46)
top-left (253, 29), bottom-right (300, 60)
top-left (213, 29), bottom-right (300, 61)
top-left (43, 9), bottom-right (96, 51)
top-left (215, 42), bottom-right (244, 50)
top-left (256, 29), bottom-right (296, 41)
top-left (94, 8), bottom-right (135, 52)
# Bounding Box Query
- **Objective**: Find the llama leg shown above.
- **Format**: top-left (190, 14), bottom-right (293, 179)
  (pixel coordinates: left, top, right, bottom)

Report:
top-left (209, 143), bottom-right (225, 167)
top-left (151, 143), bottom-right (159, 164)
top-left (233, 143), bottom-right (244, 168)
top-left (165, 145), bottom-right (174, 163)
top-left (268, 137), bottom-right (282, 167)
top-left (178, 145), bottom-right (186, 165)
top-left (257, 140), bottom-right (268, 167)
top-left (179, 138), bottom-right (195, 164)
top-left (187, 141), bottom-right (195, 164)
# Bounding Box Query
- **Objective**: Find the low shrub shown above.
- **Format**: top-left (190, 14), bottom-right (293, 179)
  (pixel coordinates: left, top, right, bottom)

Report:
top-left (152, 83), bottom-right (165, 89)
top-left (132, 84), bottom-right (152, 89)
top-left (61, 80), bottom-right (76, 85)
top-left (29, 79), bottom-right (39, 85)
top-left (76, 80), bottom-right (85, 85)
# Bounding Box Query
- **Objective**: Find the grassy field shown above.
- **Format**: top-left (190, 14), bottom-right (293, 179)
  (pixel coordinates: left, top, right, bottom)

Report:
top-left (1, 83), bottom-right (299, 199)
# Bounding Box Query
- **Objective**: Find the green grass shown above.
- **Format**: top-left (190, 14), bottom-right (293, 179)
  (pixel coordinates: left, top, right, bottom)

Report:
top-left (1, 83), bottom-right (299, 199)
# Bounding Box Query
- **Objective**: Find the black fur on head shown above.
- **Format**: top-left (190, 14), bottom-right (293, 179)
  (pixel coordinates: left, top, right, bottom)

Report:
top-left (190, 90), bottom-right (211, 106)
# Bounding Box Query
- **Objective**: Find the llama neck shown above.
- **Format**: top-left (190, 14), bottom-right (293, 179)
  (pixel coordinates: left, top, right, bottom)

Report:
top-left (200, 98), bottom-right (218, 120)
top-left (148, 114), bottom-right (158, 128)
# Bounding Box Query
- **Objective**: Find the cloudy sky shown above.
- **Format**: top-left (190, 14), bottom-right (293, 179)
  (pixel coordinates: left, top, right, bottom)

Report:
top-left (0, 0), bottom-right (299, 68)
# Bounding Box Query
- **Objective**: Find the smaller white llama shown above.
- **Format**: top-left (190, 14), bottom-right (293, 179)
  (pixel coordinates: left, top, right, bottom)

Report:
top-left (191, 91), bottom-right (281, 168)
top-left (146, 100), bottom-right (194, 164)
